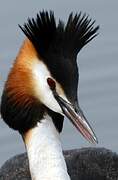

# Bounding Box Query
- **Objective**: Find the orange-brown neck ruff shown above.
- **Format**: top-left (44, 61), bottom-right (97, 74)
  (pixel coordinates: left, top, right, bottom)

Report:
top-left (5, 39), bottom-right (39, 108)
top-left (1, 39), bottom-right (45, 133)
top-left (1, 38), bottom-right (64, 134)
top-left (6, 39), bottom-right (37, 103)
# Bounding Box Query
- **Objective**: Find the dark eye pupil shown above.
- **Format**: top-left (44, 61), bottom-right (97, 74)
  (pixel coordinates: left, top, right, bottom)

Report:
top-left (47, 78), bottom-right (56, 90)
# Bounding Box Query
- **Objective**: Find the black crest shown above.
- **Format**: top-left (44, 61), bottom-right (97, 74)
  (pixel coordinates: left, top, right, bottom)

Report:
top-left (19, 10), bottom-right (99, 58)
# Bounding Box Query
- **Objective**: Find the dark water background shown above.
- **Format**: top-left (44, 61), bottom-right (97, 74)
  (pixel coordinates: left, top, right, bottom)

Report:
top-left (0, 0), bottom-right (118, 166)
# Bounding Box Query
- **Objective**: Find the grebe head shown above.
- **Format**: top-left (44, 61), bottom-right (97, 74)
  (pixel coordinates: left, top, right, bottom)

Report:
top-left (1, 11), bottom-right (99, 143)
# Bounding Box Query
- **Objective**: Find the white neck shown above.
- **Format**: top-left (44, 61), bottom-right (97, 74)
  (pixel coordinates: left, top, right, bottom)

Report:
top-left (24, 116), bottom-right (70, 180)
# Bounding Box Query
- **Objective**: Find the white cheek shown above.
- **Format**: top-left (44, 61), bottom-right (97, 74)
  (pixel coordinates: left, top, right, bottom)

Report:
top-left (32, 60), bottom-right (63, 114)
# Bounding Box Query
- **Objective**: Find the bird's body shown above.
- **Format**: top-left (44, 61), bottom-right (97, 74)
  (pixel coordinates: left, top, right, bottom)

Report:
top-left (0, 11), bottom-right (102, 179)
top-left (0, 147), bottom-right (118, 180)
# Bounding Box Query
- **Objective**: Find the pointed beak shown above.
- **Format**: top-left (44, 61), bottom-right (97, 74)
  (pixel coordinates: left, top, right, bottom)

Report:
top-left (47, 77), bottom-right (98, 144)
top-left (53, 91), bottom-right (98, 144)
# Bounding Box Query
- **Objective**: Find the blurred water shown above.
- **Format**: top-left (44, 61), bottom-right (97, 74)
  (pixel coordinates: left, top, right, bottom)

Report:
top-left (0, 0), bottom-right (118, 167)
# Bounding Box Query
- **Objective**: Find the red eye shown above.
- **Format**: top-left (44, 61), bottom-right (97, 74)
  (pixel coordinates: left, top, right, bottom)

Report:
top-left (47, 77), bottom-right (56, 90)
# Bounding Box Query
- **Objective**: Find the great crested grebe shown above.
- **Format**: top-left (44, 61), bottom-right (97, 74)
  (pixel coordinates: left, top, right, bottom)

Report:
top-left (0, 11), bottom-right (99, 180)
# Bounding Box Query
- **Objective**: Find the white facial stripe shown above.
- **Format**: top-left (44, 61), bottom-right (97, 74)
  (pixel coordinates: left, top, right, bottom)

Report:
top-left (32, 59), bottom-right (67, 114)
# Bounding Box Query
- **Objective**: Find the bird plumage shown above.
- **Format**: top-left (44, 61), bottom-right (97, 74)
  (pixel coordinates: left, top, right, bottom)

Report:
top-left (0, 148), bottom-right (118, 180)
top-left (1, 39), bottom-right (45, 133)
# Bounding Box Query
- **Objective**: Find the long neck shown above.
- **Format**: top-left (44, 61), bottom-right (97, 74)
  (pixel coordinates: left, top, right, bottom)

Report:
top-left (24, 116), bottom-right (70, 180)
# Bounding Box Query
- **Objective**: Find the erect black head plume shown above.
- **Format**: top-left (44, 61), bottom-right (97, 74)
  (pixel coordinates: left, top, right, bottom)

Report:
top-left (19, 10), bottom-right (99, 58)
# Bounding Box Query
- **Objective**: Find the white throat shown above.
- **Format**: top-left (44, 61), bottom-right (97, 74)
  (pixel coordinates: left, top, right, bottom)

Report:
top-left (24, 116), bottom-right (70, 180)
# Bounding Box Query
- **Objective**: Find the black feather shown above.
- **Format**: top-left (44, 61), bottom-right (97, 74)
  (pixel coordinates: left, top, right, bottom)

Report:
top-left (19, 11), bottom-right (56, 58)
top-left (1, 90), bottom-right (45, 134)
top-left (19, 10), bottom-right (99, 58)
top-left (64, 12), bottom-right (99, 54)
